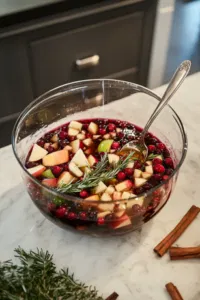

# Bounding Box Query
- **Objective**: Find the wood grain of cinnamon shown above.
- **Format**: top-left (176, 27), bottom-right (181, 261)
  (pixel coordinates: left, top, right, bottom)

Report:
top-left (166, 282), bottom-right (184, 300)
top-left (105, 292), bottom-right (119, 300)
top-left (154, 205), bottom-right (200, 257)
top-left (169, 246), bottom-right (200, 260)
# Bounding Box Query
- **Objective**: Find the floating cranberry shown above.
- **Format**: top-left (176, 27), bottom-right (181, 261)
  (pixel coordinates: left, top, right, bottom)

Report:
top-left (98, 128), bottom-right (106, 135)
top-left (163, 175), bottom-right (169, 181)
top-left (68, 212), bottom-right (77, 220)
top-left (59, 140), bottom-right (69, 148)
top-left (47, 203), bottom-right (56, 212)
top-left (152, 158), bottom-right (163, 165)
top-left (117, 132), bottom-right (124, 139)
top-left (148, 138), bottom-right (158, 145)
top-left (143, 183), bottom-right (152, 191)
top-left (153, 174), bottom-right (162, 181)
top-left (47, 145), bottom-right (54, 153)
top-left (69, 153), bottom-right (74, 160)
top-left (117, 171), bottom-right (126, 181)
top-left (164, 157), bottom-right (173, 167)
top-left (134, 187), bottom-right (144, 195)
top-left (124, 168), bottom-right (133, 176)
top-left (165, 168), bottom-right (173, 175)
top-left (37, 139), bottom-right (45, 147)
top-left (59, 131), bottom-right (68, 140)
top-left (97, 217), bottom-right (105, 225)
top-left (132, 204), bottom-right (144, 216)
top-left (25, 161), bottom-right (39, 168)
top-left (69, 136), bottom-right (75, 141)
top-left (108, 123), bottom-right (116, 132)
top-left (55, 207), bottom-right (66, 218)
top-left (52, 166), bottom-right (63, 176)
top-left (79, 211), bottom-right (87, 220)
top-left (44, 133), bottom-right (52, 142)
top-left (111, 141), bottom-right (120, 150)
top-left (82, 124), bottom-right (89, 130)
top-left (156, 143), bottom-right (165, 151)
top-left (63, 164), bottom-right (69, 171)
top-left (79, 141), bottom-right (84, 149)
top-left (155, 149), bottom-right (162, 154)
top-left (61, 125), bottom-right (67, 131)
top-left (86, 133), bottom-right (93, 138)
top-left (163, 149), bottom-right (170, 157)
top-left (134, 161), bottom-right (142, 169)
top-left (148, 145), bottom-right (156, 153)
top-left (153, 164), bottom-right (165, 174)
top-left (79, 190), bottom-right (89, 198)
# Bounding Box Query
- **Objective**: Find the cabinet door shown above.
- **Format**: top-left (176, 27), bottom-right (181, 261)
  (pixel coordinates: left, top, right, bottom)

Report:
top-left (30, 12), bottom-right (143, 95)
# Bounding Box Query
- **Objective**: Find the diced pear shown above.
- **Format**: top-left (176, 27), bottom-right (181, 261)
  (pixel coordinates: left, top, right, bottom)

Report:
top-left (93, 182), bottom-right (107, 194)
top-left (83, 138), bottom-right (93, 147)
top-left (70, 139), bottom-right (81, 153)
top-left (77, 133), bottom-right (85, 140)
top-left (108, 154), bottom-right (120, 165)
top-left (85, 195), bottom-right (100, 201)
top-left (83, 166), bottom-right (91, 175)
top-left (42, 149), bottom-right (69, 166)
top-left (134, 169), bottom-right (142, 178)
top-left (103, 133), bottom-right (110, 140)
top-left (122, 191), bottom-right (131, 199)
top-left (42, 169), bottom-right (55, 179)
top-left (57, 171), bottom-right (75, 187)
top-left (51, 134), bottom-right (59, 142)
top-left (146, 160), bottom-right (152, 166)
top-left (93, 135), bottom-right (101, 140)
top-left (69, 120), bottom-right (82, 131)
top-left (97, 139), bottom-right (113, 153)
top-left (101, 192), bottom-right (112, 201)
top-left (71, 149), bottom-right (89, 167)
top-left (29, 144), bottom-right (48, 162)
top-left (110, 132), bottom-right (116, 138)
top-left (135, 178), bottom-right (147, 187)
top-left (114, 203), bottom-right (126, 218)
top-left (88, 155), bottom-right (97, 167)
top-left (106, 185), bottom-right (115, 195)
top-left (142, 172), bottom-right (152, 179)
top-left (98, 202), bottom-right (114, 212)
top-left (52, 142), bottom-right (58, 150)
top-left (116, 128), bottom-right (122, 133)
top-left (145, 165), bottom-right (153, 174)
top-left (127, 161), bottom-right (135, 168)
top-left (97, 211), bottom-right (111, 218)
top-left (88, 122), bottom-right (98, 134)
top-left (115, 180), bottom-right (133, 192)
top-left (69, 162), bottom-right (83, 177)
top-left (68, 128), bottom-right (79, 136)
top-left (44, 143), bottom-right (50, 150)
top-left (112, 191), bottom-right (122, 200)
top-left (64, 145), bottom-right (73, 151)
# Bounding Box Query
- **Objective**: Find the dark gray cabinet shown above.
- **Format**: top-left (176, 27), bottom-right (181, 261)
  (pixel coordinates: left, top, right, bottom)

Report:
top-left (0, 0), bottom-right (157, 147)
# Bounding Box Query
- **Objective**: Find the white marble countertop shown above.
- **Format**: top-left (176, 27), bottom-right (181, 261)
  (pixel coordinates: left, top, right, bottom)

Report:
top-left (1, 73), bottom-right (200, 299)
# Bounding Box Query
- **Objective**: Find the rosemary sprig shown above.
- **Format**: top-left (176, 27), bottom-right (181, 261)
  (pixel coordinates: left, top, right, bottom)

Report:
top-left (0, 247), bottom-right (103, 300)
top-left (147, 153), bottom-right (163, 160)
top-left (58, 152), bottom-right (135, 194)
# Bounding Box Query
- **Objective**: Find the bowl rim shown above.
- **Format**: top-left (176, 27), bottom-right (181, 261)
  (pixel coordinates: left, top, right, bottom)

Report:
top-left (12, 78), bottom-right (188, 204)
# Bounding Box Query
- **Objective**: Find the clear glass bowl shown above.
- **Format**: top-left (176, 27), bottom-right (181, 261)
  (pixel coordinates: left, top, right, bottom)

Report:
top-left (12, 79), bottom-right (187, 236)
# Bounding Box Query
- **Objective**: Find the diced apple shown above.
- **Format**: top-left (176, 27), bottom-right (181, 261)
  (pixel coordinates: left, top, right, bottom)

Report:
top-left (43, 149), bottom-right (69, 166)
top-left (68, 128), bottom-right (79, 136)
top-left (110, 149), bottom-right (116, 153)
top-left (69, 120), bottom-right (82, 131)
top-left (64, 145), bottom-right (72, 151)
top-left (51, 134), bottom-right (58, 142)
top-left (114, 203), bottom-right (126, 218)
top-left (83, 138), bottom-right (93, 147)
top-left (127, 161), bottom-right (135, 168)
top-left (112, 191), bottom-right (122, 200)
top-left (115, 180), bottom-right (133, 192)
top-left (93, 135), bottom-right (101, 140)
top-left (93, 182), bottom-right (107, 195)
top-left (98, 202), bottom-right (114, 212)
top-left (110, 132), bottom-right (116, 138)
top-left (70, 139), bottom-right (81, 153)
top-left (57, 171), bottom-right (76, 187)
top-left (83, 166), bottom-right (91, 175)
top-left (116, 128), bottom-right (122, 133)
top-left (77, 133), bottom-right (85, 140)
top-left (106, 185), bottom-right (115, 195)
top-left (145, 165), bottom-right (153, 174)
top-left (126, 196), bottom-right (144, 210)
top-left (135, 178), bottom-right (147, 187)
top-left (44, 143), bottom-right (50, 150)
top-left (85, 195), bottom-right (100, 201)
top-left (146, 160), bottom-right (152, 166)
top-left (97, 211), bottom-right (111, 218)
top-left (52, 142), bottom-right (58, 150)
top-left (85, 148), bottom-right (92, 155)
top-left (134, 169), bottom-right (142, 178)
top-left (156, 155), bottom-right (163, 160)
top-left (42, 178), bottom-right (57, 188)
top-left (69, 162), bottom-right (83, 177)
top-left (88, 155), bottom-right (97, 167)
top-left (101, 192), bottom-right (112, 201)
top-left (71, 149), bottom-right (89, 167)
top-left (122, 191), bottom-right (131, 199)
top-left (110, 214), bottom-right (131, 229)
top-left (142, 172), bottom-right (152, 179)
top-left (108, 154), bottom-right (120, 165)
top-left (103, 134), bottom-right (110, 140)
top-left (27, 164), bottom-right (46, 177)
top-left (81, 130), bottom-right (86, 134)
top-left (88, 122), bottom-right (98, 134)
top-left (29, 144), bottom-right (48, 162)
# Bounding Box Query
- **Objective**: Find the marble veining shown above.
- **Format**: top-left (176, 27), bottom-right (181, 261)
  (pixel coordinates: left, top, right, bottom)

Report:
top-left (0, 73), bottom-right (200, 299)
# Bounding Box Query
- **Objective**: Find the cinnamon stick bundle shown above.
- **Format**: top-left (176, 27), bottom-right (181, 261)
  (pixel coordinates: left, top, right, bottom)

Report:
top-left (166, 282), bottom-right (184, 300)
top-left (105, 292), bottom-right (119, 300)
top-left (169, 246), bottom-right (200, 260)
top-left (154, 205), bottom-right (200, 257)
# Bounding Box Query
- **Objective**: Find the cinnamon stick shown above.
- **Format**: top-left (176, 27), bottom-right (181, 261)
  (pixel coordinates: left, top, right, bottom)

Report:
top-left (154, 205), bottom-right (200, 257)
top-left (166, 282), bottom-right (184, 300)
top-left (105, 292), bottom-right (119, 300)
top-left (169, 246), bottom-right (200, 260)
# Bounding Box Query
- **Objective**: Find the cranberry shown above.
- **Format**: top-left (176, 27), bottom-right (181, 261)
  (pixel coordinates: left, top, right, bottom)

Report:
top-left (44, 133), bottom-right (52, 142)
top-left (69, 153), bottom-right (74, 160)
top-left (48, 145), bottom-right (54, 153)
top-left (148, 145), bottom-right (156, 153)
top-left (132, 204), bottom-right (144, 216)
top-left (117, 171), bottom-right (126, 181)
top-left (97, 217), bottom-right (105, 225)
top-left (63, 164), bottom-right (69, 171)
top-left (163, 149), bottom-right (170, 158)
top-left (117, 132), bottom-right (124, 139)
top-left (153, 158), bottom-right (163, 165)
top-left (156, 143), bottom-right (165, 151)
top-left (111, 142), bottom-right (120, 150)
top-left (52, 166), bottom-right (63, 176)
top-left (61, 125), bottom-right (67, 131)
top-left (59, 131), bottom-right (68, 140)
top-left (86, 133), bottom-right (92, 138)
top-left (79, 211), bottom-right (87, 220)
top-left (82, 124), bottom-right (89, 130)
top-left (37, 139), bottom-right (45, 147)
top-left (59, 140), bottom-right (69, 148)
top-left (149, 138), bottom-right (158, 145)
top-left (124, 168), bottom-right (133, 176)
top-left (25, 161), bottom-right (39, 168)
top-left (164, 157), bottom-right (173, 167)
top-left (98, 128), bottom-right (106, 135)
top-left (163, 175), bottom-right (169, 181)
top-left (155, 149), bottom-right (162, 154)
top-left (108, 123), bottom-right (116, 132)
top-left (134, 161), bottom-right (142, 169)
top-left (134, 187), bottom-right (144, 195)
top-left (47, 203), bottom-right (56, 212)
top-left (153, 174), bottom-right (162, 181)
top-left (68, 212), bottom-right (77, 220)
top-left (165, 168), bottom-right (173, 175)
top-left (153, 164), bottom-right (165, 174)
top-left (79, 190), bottom-right (89, 198)
top-left (79, 141), bottom-right (84, 149)
top-left (55, 207), bottom-right (66, 218)
top-left (69, 136), bottom-right (75, 141)
top-left (143, 183), bottom-right (152, 191)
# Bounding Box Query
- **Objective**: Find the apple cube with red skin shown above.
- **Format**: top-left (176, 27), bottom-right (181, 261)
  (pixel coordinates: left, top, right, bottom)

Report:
top-left (57, 171), bottom-right (76, 187)
top-left (27, 165), bottom-right (46, 177)
top-left (88, 122), bottom-right (98, 134)
top-left (106, 185), bottom-right (115, 195)
top-left (85, 148), bottom-right (92, 155)
top-left (70, 139), bottom-right (81, 153)
top-left (83, 138), bottom-right (93, 147)
top-left (115, 180), bottom-right (133, 192)
top-left (43, 149), bottom-right (69, 166)
top-left (69, 120), bottom-right (82, 131)
top-left (29, 144), bottom-right (48, 162)
top-left (112, 191), bottom-right (122, 200)
top-left (88, 155), bottom-right (98, 167)
top-left (97, 211), bottom-right (111, 218)
top-left (114, 203), bottom-right (126, 218)
top-left (42, 178), bottom-right (57, 188)
top-left (110, 214), bottom-right (132, 229)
